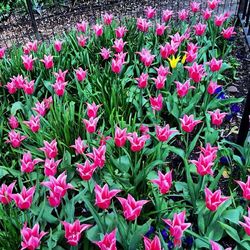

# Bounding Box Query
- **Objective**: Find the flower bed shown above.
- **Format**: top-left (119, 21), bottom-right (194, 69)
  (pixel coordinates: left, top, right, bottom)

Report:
top-left (0, 1), bottom-right (249, 250)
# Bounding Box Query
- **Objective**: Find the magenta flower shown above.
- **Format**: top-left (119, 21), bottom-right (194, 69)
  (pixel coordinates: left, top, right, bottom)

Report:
top-left (95, 184), bottom-right (121, 209)
top-left (185, 62), bottom-right (206, 83)
top-left (160, 42), bottom-right (179, 59)
top-left (54, 40), bottom-right (63, 52)
top-left (111, 58), bottom-right (123, 74)
top-left (44, 158), bottom-right (61, 176)
top-left (33, 101), bottom-right (47, 117)
top-left (144, 235), bottom-right (162, 250)
top-left (8, 115), bottom-right (19, 129)
top-left (0, 181), bottom-right (16, 204)
top-left (180, 114), bottom-right (202, 133)
top-left (117, 194), bottom-right (149, 221)
top-left (200, 143), bottom-right (218, 160)
top-left (70, 136), bottom-right (87, 155)
top-left (76, 160), bottom-right (97, 181)
top-left (208, 58), bottom-right (223, 72)
top-left (21, 54), bottom-right (35, 71)
top-left (137, 48), bottom-right (155, 67)
top-left (86, 102), bottom-right (101, 118)
top-left (11, 74), bottom-right (25, 89)
top-left (76, 20), bottom-right (88, 32)
top-left (208, 0), bottom-right (220, 10)
top-left (39, 139), bottom-right (58, 158)
top-left (205, 187), bottom-right (229, 211)
top-left (151, 170), bottom-right (172, 194)
top-left (77, 35), bottom-right (87, 47)
top-left (94, 229), bottom-right (117, 250)
top-left (214, 14), bottom-right (227, 26)
top-left (127, 132), bottom-right (149, 152)
top-left (93, 24), bottom-right (103, 36)
top-left (207, 81), bottom-right (221, 95)
top-left (83, 117), bottom-right (99, 133)
top-left (162, 9), bottom-right (173, 22)
top-left (175, 80), bottom-right (195, 97)
top-left (190, 2), bottom-right (201, 12)
top-left (163, 211), bottom-right (191, 247)
top-left (178, 9), bottom-right (189, 21)
top-left (145, 6), bottom-right (156, 19)
top-left (40, 55), bottom-right (54, 69)
top-left (21, 151), bottom-right (43, 173)
top-left (236, 176), bottom-right (250, 200)
top-left (6, 130), bottom-right (27, 148)
top-left (11, 186), bottom-right (35, 210)
top-left (100, 47), bottom-right (111, 60)
top-left (115, 26), bottom-right (128, 38)
top-left (23, 115), bottom-right (40, 133)
top-left (23, 79), bottom-right (35, 95)
top-left (135, 73), bottom-right (149, 89)
top-left (137, 17), bottom-right (151, 32)
top-left (221, 27), bottom-right (236, 39)
top-left (54, 69), bottom-right (68, 82)
top-left (114, 127), bottom-right (127, 147)
top-left (21, 223), bottom-right (47, 250)
top-left (156, 124), bottom-right (178, 142)
top-left (0, 47), bottom-right (6, 59)
top-left (152, 75), bottom-right (166, 90)
top-left (150, 93), bottom-right (163, 111)
top-left (194, 23), bottom-right (206, 36)
top-left (190, 153), bottom-right (214, 176)
top-left (62, 220), bottom-right (92, 246)
top-left (103, 13), bottom-right (113, 25)
top-left (6, 81), bottom-right (17, 94)
top-left (113, 38), bottom-right (127, 53)
top-left (239, 207), bottom-right (250, 236)
top-left (202, 8), bottom-right (213, 20)
top-left (52, 80), bottom-right (67, 96)
top-left (208, 109), bottom-right (227, 126)
top-left (75, 67), bottom-right (87, 82)
top-left (87, 145), bottom-right (106, 168)
top-left (155, 65), bottom-right (170, 77)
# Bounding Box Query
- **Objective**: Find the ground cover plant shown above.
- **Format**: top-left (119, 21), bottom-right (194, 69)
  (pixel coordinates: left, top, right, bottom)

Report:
top-left (0, 1), bottom-right (249, 249)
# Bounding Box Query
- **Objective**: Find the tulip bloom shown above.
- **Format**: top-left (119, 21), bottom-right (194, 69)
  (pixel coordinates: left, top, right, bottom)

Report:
top-left (54, 69), bottom-right (68, 82)
top-left (21, 151), bottom-right (43, 173)
top-left (208, 58), bottom-right (223, 72)
top-left (152, 75), bottom-right (166, 89)
top-left (239, 207), bottom-right (250, 236)
top-left (11, 186), bottom-right (35, 210)
top-left (190, 153), bottom-right (214, 176)
top-left (52, 80), bottom-right (67, 96)
top-left (113, 38), bottom-right (127, 53)
top-left (87, 145), bottom-right (106, 168)
top-left (236, 176), bottom-right (250, 200)
top-left (95, 184), bottom-right (121, 209)
top-left (76, 160), bottom-right (97, 181)
top-left (168, 55), bottom-right (180, 69)
top-left (114, 127), bottom-right (127, 147)
top-left (76, 20), bottom-right (88, 32)
top-left (40, 139), bottom-right (58, 158)
top-left (70, 136), bottom-right (87, 155)
top-left (185, 62), bottom-right (206, 83)
top-left (8, 115), bottom-right (19, 129)
top-left (23, 115), bottom-right (40, 133)
top-left (175, 80), bottom-right (195, 97)
top-left (208, 0), bottom-right (220, 10)
top-left (33, 101), bottom-right (47, 117)
top-left (127, 132), bottom-right (149, 152)
top-left (162, 9), bottom-right (173, 22)
top-left (207, 81), bottom-right (221, 95)
top-left (135, 73), bottom-right (149, 88)
top-left (156, 124), bottom-right (178, 142)
top-left (23, 79), bottom-right (35, 95)
top-left (194, 23), bottom-right (206, 36)
top-left (221, 27), bottom-right (236, 39)
top-left (205, 187), bottom-right (229, 211)
top-left (203, 8), bottom-right (213, 20)
top-left (144, 235), bottom-right (162, 250)
top-left (100, 47), bottom-right (111, 60)
top-left (111, 58), bottom-right (123, 74)
top-left (77, 35), bottom-right (87, 47)
top-left (190, 2), bottom-right (200, 12)
top-left (40, 55), bottom-right (54, 69)
top-left (6, 130), bottom-right (26, 148)
top-left (137, 48), bottom-right (155, 67)
top-left (54, 40), bottom-right (62, 52)
top-left (62, 220), bottom-right (92, 246)
top-left (21, 54), bottom-right (35, 71)
top-left (160, 41), bottom-right (179, 59)
top-left (44, 158), bottom-right (61, 176)
top-left (115, 26), bottom-right (127, 38)
top-left (86, 102), bottom-right (101, 118)
top-left (94, 229), bottom-right (117, 250)
top-left (93, 24), bottom-right (103, 36)
top-left (178, 9), bottom-right (189, 21)
top-left (145, 6), bottom-right (156, 19)
top-left (150, 94), bottom-right (163, 111)
top-left (208, 109), bottom-right (227, 126)
top-left (83, 117), bottom-right (99, 133)
top-left (0, 182), bottom-right (15, 204)
top-left (0, 47), bottom-right (6, 59)
top-left (21, 223), bottom-right (47, 250)
top-left (155, 65), bottom-right (170, 77)
top-left (151, 170), bottom-right (172, 194)
top-left (180, 114), bottom-right (202, 133)
top-left (156, 23), bottom-right (167, 36)
top-left (214, 14), bottom-right (226, 26)
top-left (137, 17), bottom-right (151, 32)
top-left (103, 13), bottom-right (113, 25)
top-left (75, 67), bottom-right (87, 82)
top-left (163, 211), bottom-right (191, 247)
top-left (117, 194), bottom-right (149, 221)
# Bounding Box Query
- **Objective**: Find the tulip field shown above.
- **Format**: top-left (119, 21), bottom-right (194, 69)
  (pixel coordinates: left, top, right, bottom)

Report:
top-left (0, 1), bottom-right (250, 249)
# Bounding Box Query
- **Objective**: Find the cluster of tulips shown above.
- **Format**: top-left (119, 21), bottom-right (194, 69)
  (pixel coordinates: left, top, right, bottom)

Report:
top-left (0, 0), bottom-right (248, 249)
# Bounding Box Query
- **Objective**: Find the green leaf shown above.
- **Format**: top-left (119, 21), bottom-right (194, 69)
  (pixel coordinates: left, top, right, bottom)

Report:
top-left (11, 101), bottom-right (23, 115)
top-left (222, 206), bottom-right (244, 224)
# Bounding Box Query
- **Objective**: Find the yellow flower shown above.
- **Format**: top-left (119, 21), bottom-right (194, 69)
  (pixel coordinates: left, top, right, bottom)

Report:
top-left (181, 53), bottom-right (187, 64)
top-left (168, 55), bottom-right (180, 69)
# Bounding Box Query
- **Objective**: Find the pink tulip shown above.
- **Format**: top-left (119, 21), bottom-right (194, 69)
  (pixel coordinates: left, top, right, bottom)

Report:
top-left (114, 51), bottom-right (127, 63)
top-left (76, 20), bottom-right (88, 32)
top-left (23, 40), bottom-right (38, 54)
top-left (137, 17), bottom-right (151, 32)
top-left (6, 130), bottom-right (26, 148)
top-left (221, 27), bottom-right (236, 39)
top-left (86, 102), bottom-right (100, 118)
top-left (190, 2), bottom-right (201, 12)
top-left (40, 55), bottom-right (54, 69)
top-left (114, 127), bottom-right (127, 147)
top-left (103, 13), bottom-right (113, 25)
top-left (156, 124), bottom-right (178, 142)
top-left (175, 80), bottom-right (195, 97)
top-left (156, 23), bottom-right (167, 36)
top-left (205, 187), bottom-right (229, 211)
top-left (52, 80), bottom-right (67, 96)
top-left (70, 136), bottom-right (87, 155)
top-left (187, 42), bottom-right (199, 53)
top-left (21, 151), bottom-right (43, 173)
top-left (75, 67), bottom-right (87, 82)
top-left (100, 47), bottom-right (111, 60)
top-left (21, 223), bottom-right (47, 250)
top-left (194, 23), bottom-right (206, 36)
top-left (83, 117), bottom-right (99, 133)
top-left (95, 184), bottom-right (121, 209)
top-left (115, 26), bottom-right (127, 38)
top-left (8, 115), bottom-right (19, 129)
top-left (0, 47), bottom-right (6, 59)
top-left (139, 124), bottom-right (149, 135)
top-left (137, 48), bottom-right (155, 67)
top-left (151, 170), bottom-right (172, 194)
top-left (178, 9), bottom-right (189, 21)
top-left (6, 81), bottom-right (17, 94)
top-left (77, 35), bottom-right (87, 47)
top-left (207, 81), bottom-right (221, 94)
top-left (180, 114), bottom-right (202, 133)
top-left (185, 62), bottom-right (206, 83)
top-left (0, 181), bottom-right (15, 204)
top-left (111, 58), bottom-right (123, 74)
top-left (160, 41), bottom-right (179, 59)
top-left (215, 14), bottom-right (227, 26)
top-left (127, 132), bottom-right (149, 152)
top-left (190, 153), bottom-right (214, 176)
top-left (11, 74), bottom-right (25, 89)
top-left (239, 207), bottom-right (250, 236)
top-left (163, 211), bottom-right (191, 247)
top-left (11, 186), bottom-right (35, 210)
top-left (200, 143), bottom-right (218, 160)
top-left (54, 69), bottom-right (68, 82)
top-left (54, 40), bottom-right (62, 52)
top-left (43, 96), bottom-right (53, 109)
top-left (62, 220), bottom-right (92, 246)
top-left (44, 158), bottom-right (61, 176)
top-left (39, 139), bottom-right (58, 159)
top-left (94, 229), bottom-right (117, 250)
top-left (144, 235), bottom-right (162, 250)
top-left (23, 79), bottom-right (35, 95)
top-left (145, 6), bottom-right (156, 19)
top-left (93, 24), bottom-right (103, 36)
top-left (162, 9), bottom-right (173, 22)
top-left (208, 58), bottom-right (223, 72)
top-left (135, 73), bottom-right (149, 88)
top-left (22, 54), bottom-right (35, 71)
top-left (117, 194), bottom-right (149, 221)
top-left (208, 0), bottom-right (220, 10)
top-left (33, 101), bottom-right (47, 117)
top-left (155, 65), bottom-right (170, 77)
top-left (203, 8), bottom-right (213, 20)
top-left (76, 160), bottom-right (97, 181)
top-left (210, 241), bottom-right (224, 250)
top-left (208, 109), bottom-right (227, 126)
top-left (113, 38), bottom-right (127, 53)
top-left (152, 75), bottom-right (166, 90)
top-left (150, 93), bottom-right (163, 111)
top-left (23, 115), bottom-right (40, 133)
top-left (87, 145), bottom-right (106, 168)
top-left (236, 176), bottom-right (250, 200)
